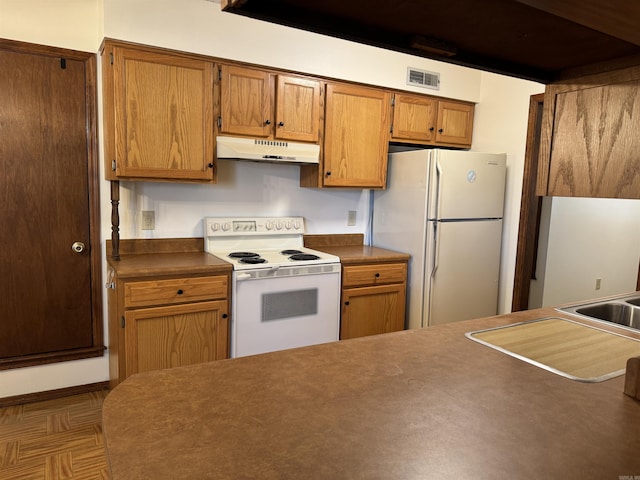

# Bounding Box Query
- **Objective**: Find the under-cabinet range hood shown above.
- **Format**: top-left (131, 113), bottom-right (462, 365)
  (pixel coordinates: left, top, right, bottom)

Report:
top-left (216, 136), bottom-right (320, 165)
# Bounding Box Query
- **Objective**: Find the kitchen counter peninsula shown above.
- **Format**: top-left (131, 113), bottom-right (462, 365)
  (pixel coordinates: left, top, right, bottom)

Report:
top-left (102, 306), bottom-right (640, 479)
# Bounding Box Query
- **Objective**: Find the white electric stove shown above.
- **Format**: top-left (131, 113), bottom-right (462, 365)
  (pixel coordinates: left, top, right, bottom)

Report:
top-left (204, 217), bottom-right (341, 358)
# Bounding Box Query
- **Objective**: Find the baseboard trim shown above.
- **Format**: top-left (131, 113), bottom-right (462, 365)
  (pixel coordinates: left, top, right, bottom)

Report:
top-left (0, 381), bottom-right (110, 408)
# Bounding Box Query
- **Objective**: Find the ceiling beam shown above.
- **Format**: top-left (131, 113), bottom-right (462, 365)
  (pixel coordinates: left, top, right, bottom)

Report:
top-left (514, 0), bottom-right (640, 46)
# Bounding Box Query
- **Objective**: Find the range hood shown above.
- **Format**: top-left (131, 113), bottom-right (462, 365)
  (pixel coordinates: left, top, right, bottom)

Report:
top-left (216, 136), bottom-right (320, 164)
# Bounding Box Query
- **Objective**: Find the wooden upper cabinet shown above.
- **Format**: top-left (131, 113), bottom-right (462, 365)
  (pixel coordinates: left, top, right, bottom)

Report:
top-left (391, 93), bottom-right (438, 142)
top-left (102, 42), bottom-right (216, 182)
top-left (275, 75), bottom-right (321, 142)
top-left (390, 93), bottom-right (474, 148)
top-left (435, 100), bottom-right (474, 147)
top-left (219, 64), bottom-right (322, 142)
top-left (538, 75), bottom-right (640, 199)
top-left (219, 64), bottom-right (272, 138)
top-left (323, 82), bottom-right (391, 188)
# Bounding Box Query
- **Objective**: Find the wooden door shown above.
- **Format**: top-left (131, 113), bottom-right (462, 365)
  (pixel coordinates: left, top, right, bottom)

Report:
top-left (435, 100), bottom-right (474, 147)
top-left (275, 75), bottom-right (321, 142)
top-left (323, 83), bottom-right (391, 188)
top-left (391, 93), bottom-right (437, 142)
top-left (111, 47), bottom-right (215, 181)
top-left (124, 301), bottom-right (229, 377)
top-left (340, 284), bottom-right (405, 339)
top-left (219, 64), bottom-right (272, 138)
top-left (0, 42), bottom-right (102, 365)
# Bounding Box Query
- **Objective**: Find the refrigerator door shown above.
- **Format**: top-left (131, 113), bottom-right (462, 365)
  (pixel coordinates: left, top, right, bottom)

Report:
top-left (428, 150), bottom-right (506, 220)
top-left (425, 219), bottom-right (503, 327)
top-left (372, 150), bottom-right (430, 330)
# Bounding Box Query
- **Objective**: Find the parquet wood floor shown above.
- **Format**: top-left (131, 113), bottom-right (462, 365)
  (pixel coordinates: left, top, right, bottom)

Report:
top-left (0, 390), bottom-right (110, 480)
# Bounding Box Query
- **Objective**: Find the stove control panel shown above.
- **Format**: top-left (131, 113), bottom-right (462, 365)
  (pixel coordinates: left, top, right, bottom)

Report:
top-left (205, 217), bottom-right (305, 236)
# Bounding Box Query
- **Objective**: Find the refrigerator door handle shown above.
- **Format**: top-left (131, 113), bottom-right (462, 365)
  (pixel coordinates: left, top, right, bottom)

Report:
top-left (427, 221), bottom-right (440, 327)
top-left (430, 221), bottom-right (439, 279)
top-left (434, 159), bottom-right (443, 220)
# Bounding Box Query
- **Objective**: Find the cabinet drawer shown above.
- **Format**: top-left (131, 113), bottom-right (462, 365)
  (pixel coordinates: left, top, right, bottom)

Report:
top-left (342, 263), bottom-right (407, 288)
top-left (124, 275), bottom-right (228, 308)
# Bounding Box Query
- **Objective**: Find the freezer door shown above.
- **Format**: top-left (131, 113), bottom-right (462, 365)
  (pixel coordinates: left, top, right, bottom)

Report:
top-left (425, 219), bottom-right (502, 327)
top-left (428, 150), bottom-right (506, 220)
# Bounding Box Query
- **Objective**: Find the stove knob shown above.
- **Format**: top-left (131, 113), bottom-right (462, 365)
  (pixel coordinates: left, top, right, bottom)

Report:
top-left (285, 221), bottom-right (292, 230)
top-left (293, 221), bottom-right (301, 230)
top-left (266, 221), bottom-right (274, 230)
top-left (276, 222), bottom-right (283, 230)
top-left (210, 223), bottom-right (220, 232)
top-left (222, 222), bottom-right (230, 231)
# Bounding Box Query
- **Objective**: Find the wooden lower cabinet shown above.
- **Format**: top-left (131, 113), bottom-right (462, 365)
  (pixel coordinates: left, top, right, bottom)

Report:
top-left (108, 271), bottom-right (230, 387)
top-left (124, 300), bottom-right (228, 377)
top-left (340, 262), bottom-right (407, 340)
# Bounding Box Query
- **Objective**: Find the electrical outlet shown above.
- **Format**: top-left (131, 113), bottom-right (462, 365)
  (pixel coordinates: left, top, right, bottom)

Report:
top-left (347, 210), bottom-right (357, 226)
top-left (595, 278), bottom-right (602, 290)
top-left (141, 211), bottom-right (155, 230)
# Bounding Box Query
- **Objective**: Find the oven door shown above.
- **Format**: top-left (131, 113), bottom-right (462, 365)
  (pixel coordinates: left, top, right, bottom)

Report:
top-left (232, 264), bottom-right (341, 358)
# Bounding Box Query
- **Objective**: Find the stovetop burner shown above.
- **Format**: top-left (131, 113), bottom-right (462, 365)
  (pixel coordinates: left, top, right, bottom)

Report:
top-left (289, 253), bottom-right (321, 261)
top-left (229, 251), bottom-right (260, 259)
top-left (281, 249), bottom-right (303, 255)
top-left (239, 257), bottom-right (267, 264)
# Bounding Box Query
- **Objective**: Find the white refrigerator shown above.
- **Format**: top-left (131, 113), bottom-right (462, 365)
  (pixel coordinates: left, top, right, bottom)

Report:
top-left (372, 149), bottom-right (506, 329)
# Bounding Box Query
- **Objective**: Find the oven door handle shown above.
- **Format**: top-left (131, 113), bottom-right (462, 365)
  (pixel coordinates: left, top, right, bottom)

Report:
top-left (236, 273), bottom-right (252, 281)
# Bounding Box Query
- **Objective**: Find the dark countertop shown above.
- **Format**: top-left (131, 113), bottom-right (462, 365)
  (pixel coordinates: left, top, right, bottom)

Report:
top-left (106, 238), bottom-right (232, 279)
top-left (107, 251), bottom-right (232, 279)
top-left (312, 244), bottom-right (410, 265)
top-left (103, 307), bottom-right (640, 479)
top-left (304, 233), bottom-right (410, 265)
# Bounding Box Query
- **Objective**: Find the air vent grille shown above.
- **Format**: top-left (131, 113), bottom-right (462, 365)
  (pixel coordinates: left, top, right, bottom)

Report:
top-left (407, 67), bottom-right (440, 90)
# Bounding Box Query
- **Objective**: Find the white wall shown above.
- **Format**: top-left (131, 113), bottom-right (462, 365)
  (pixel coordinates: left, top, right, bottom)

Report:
top-left (529, 197), bottom-right (640, 307)
top-left (470, 73), bottom-right (544, 313)
top-left (0, 0), bottom-right (538, 397)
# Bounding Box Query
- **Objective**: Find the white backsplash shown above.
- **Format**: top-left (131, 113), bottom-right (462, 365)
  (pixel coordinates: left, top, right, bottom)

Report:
top-left (118, 159), bottom-right (370, 240)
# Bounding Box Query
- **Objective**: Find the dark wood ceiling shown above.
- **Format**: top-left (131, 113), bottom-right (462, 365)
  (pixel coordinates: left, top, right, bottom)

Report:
top-left (221, 0), bottom-right (640, 83)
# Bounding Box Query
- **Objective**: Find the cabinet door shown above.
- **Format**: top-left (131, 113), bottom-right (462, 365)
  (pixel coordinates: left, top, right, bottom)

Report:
top-left (547, 80), bottom-right (640, 198)
top-left (341, 284), bottom-right (406, 339)
top-left (324, 83), bottom-right (391, 188)
top-left (111, 47), bottom-right (215, 181)
top-left (391, 93), bottom-right (437, 142)
top-left (275, 75), bottom-right (321, 142)
top-left (219, 64), bottom-right (272, 138)
top-left (124, 300), bottom-right (229, 377)
top-left (435, 100), bottom-right (474, 147)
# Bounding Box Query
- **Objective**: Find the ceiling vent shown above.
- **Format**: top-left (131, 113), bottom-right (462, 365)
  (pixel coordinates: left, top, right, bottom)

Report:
top-left (406, 67), bottom-right (440, 90)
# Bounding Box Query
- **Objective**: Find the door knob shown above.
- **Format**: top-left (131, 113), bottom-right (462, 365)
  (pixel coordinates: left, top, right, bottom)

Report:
top-left (72, 242), bottom-right (86, 253)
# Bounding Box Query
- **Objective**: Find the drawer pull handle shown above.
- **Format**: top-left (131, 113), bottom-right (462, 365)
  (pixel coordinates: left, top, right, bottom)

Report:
top-left (177, 289), bottom-right (184, 295)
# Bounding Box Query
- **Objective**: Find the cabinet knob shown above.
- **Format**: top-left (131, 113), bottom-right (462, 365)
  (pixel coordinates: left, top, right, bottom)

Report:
top-left (264, 119), bottom-right (271, 125)
top-left (375, 273), bottom-right (380, 278)
top-left (222, 313), bottom-right (228, 319)
top-left (325, 171), bottom-right (332, 177)
top-left (429, 127), bottom-right (435, 132)
top-left (177, 289), bottom-right (184, 295)
top-left (278, 121), bottom-right (285, 127)
top-left (207, 163), bottom-right (214, 169)
top-left (438, 128), bottom-right (444, 133)
top-left (344, 301), bottom-right (350, 306)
